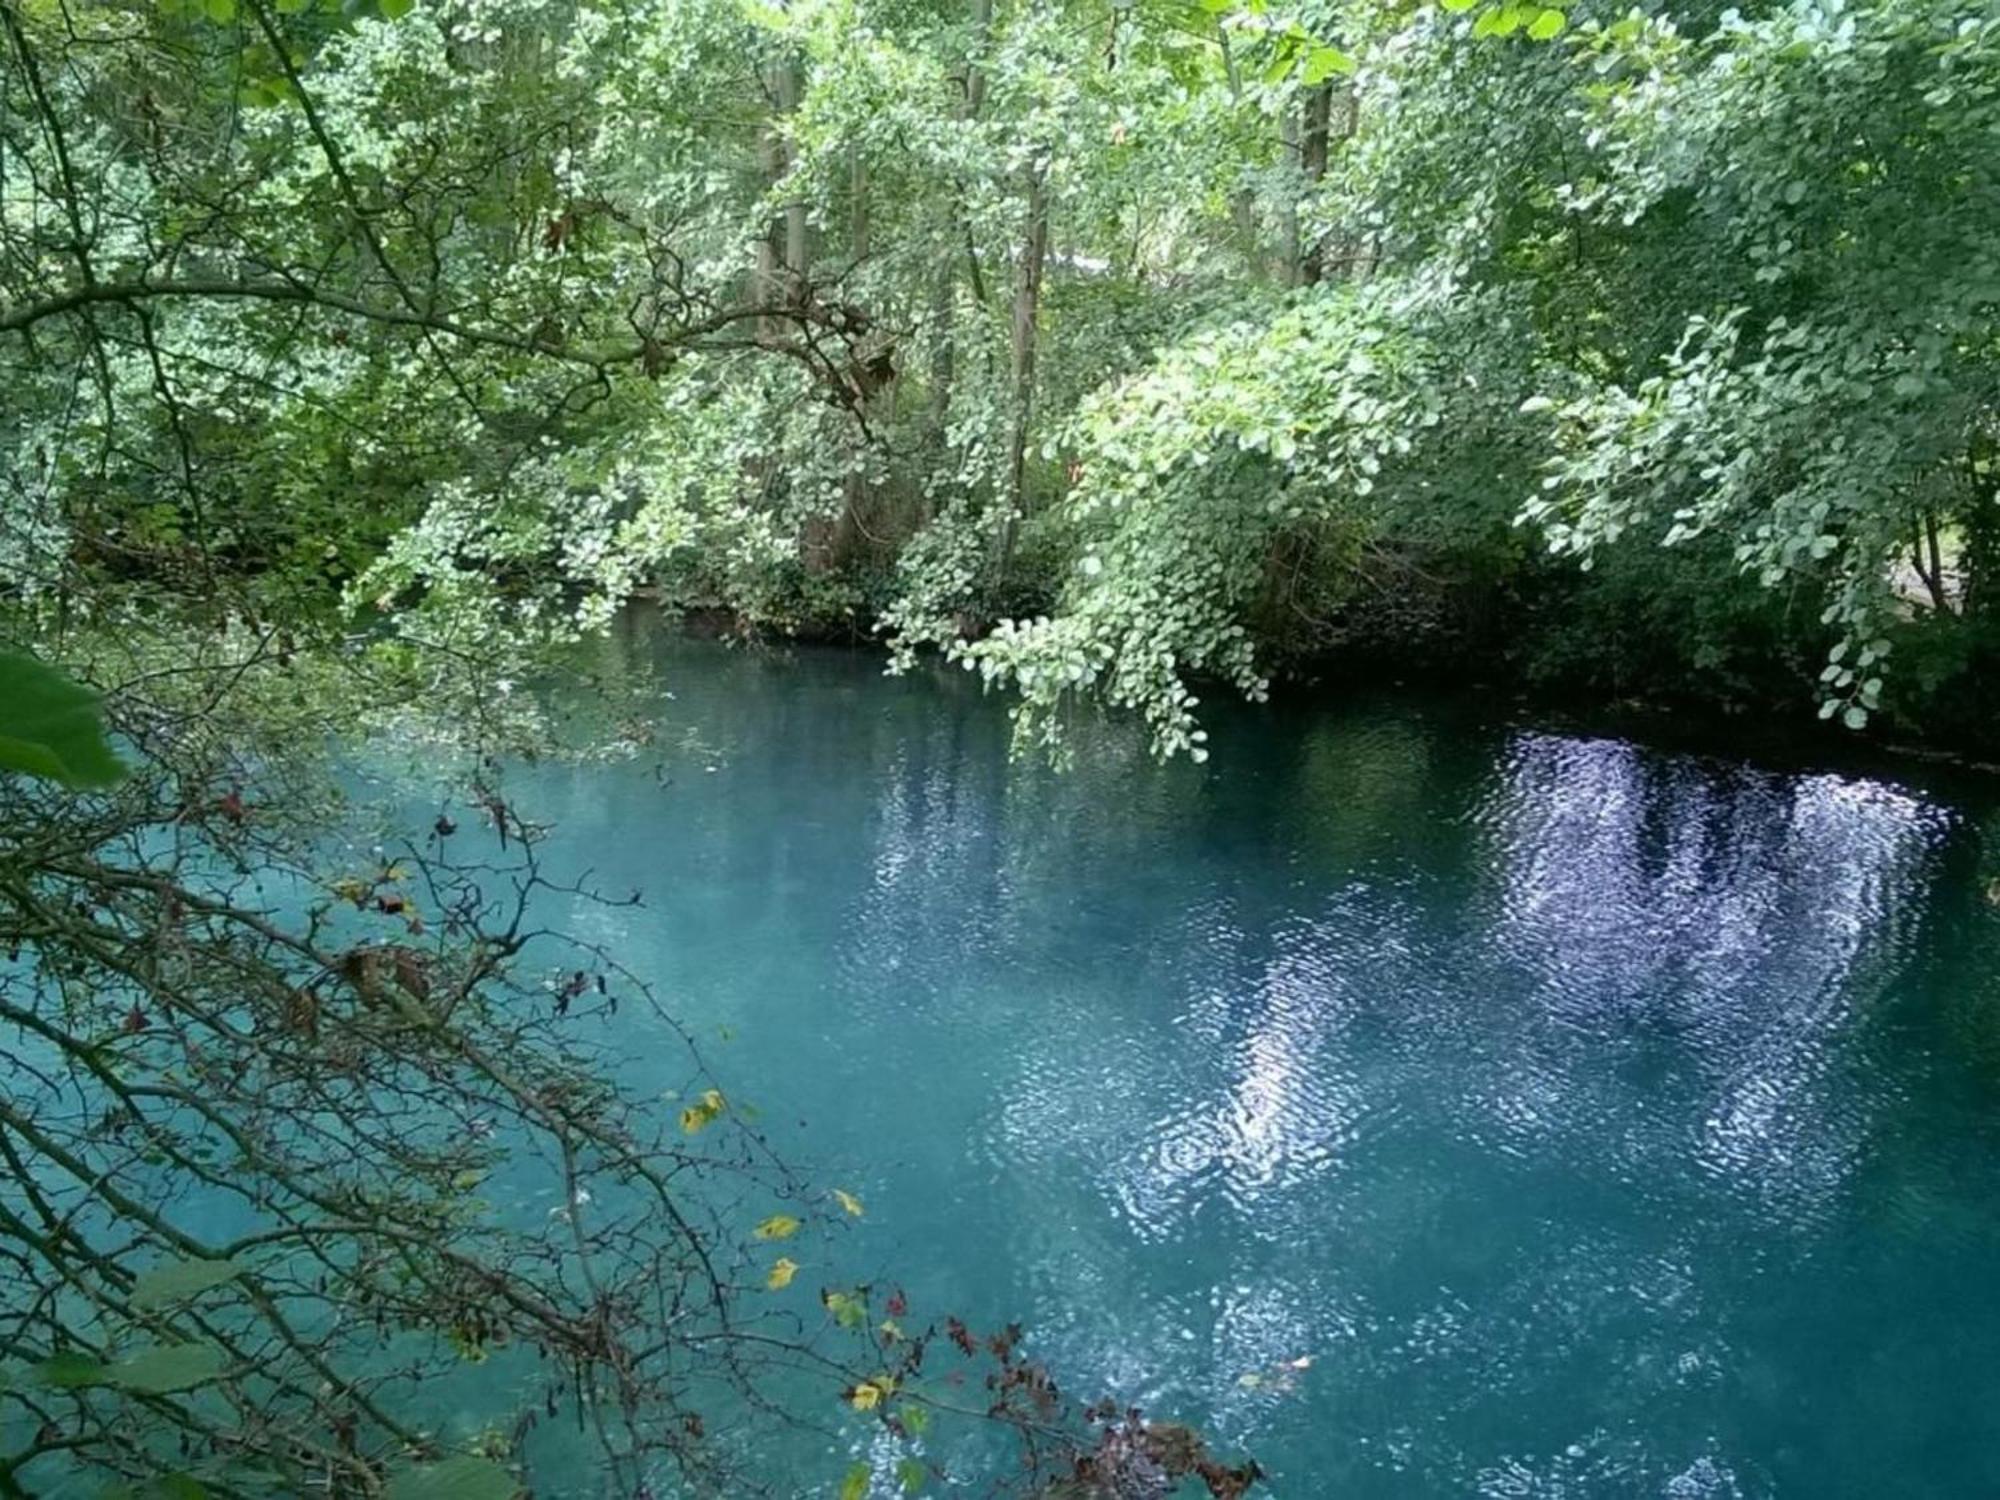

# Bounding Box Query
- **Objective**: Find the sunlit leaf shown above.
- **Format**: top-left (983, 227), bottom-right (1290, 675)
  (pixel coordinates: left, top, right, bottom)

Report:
top-left (1299, 42), bottom-right (1354, 84)
top-left (752, 1214), bottom-right (800, 1241)
top-left (1526, 6), bottom-right (1565, 38)
top-left (846, 1376), bottom-right (894, 1411)
top-left (823, 1289), bottom-right (866, 1328)
top-left (832, 1189), bottom-right (864, 1218)
top-left (680, 1089), bottom-right (725, 1134)
top-left (766, 1256), bottom-right (799, 1290)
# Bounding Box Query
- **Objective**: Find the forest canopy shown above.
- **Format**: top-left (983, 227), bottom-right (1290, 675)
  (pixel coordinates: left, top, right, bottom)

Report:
top-left (4, 0), bottom-right (1995, 751)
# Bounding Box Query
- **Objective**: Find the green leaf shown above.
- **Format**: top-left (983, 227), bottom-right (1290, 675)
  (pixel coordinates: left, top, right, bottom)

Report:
top-left (1299, 42), bottom-right (1355, 84)
top-left (1526, 7), bottom-right (1565, 39)
top-left (132, 1256), bottom-right (247, 1309)
top-left (109, 1343), bottom-right (225, 1394)
top-left (0, 653), bottom-right (125, 788)
top-left (1440, 0), bottom-right (1478, 12)
top-left (838, 1463), bottom-right (869, 1500)
top-left (31, 1351), bottom-right (108, 1389)
top-left (203, 0), bottom-right (236, 21)
top-left (896, 1457), bottom-right (926, 1493)
top-left (382, 1457), bottom-right (519, 1500)
top-left (379, 0), bottom-right (414, 19)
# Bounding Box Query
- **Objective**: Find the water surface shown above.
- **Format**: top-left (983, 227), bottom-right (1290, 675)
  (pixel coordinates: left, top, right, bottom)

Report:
top-left (467, 638), bottom-right (2000, 1496)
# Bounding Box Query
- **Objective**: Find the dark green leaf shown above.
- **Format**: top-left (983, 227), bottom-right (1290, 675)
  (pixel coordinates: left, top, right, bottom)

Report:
top-left (31, 1351), bottom-right (108, 1389)
top-left (0, 653), bottom-right (125, 789)
top-left (382, 1457), bottom-right (520, 1500)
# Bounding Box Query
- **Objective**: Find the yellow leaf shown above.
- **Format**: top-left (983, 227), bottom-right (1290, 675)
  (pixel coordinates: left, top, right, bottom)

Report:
top-left (766, 1257), bottom-right (798, 1290)
top-left (753, 1214), bottom-right (800, 1241)
top-left (847, 1376), bottom-right (894, 1411)
top-left (680, 1089), bottom-right (725, 1134)
top-left (833, 1189), bottom-right (864, 1218)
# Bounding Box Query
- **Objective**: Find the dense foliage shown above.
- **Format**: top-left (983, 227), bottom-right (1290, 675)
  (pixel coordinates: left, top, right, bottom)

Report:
top-left (7, 0), bottom-right (1998, 749)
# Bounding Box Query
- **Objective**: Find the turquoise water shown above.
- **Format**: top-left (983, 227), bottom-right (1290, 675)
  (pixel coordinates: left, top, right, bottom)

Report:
top-left (446, 638), bottom-right (2000, 1496)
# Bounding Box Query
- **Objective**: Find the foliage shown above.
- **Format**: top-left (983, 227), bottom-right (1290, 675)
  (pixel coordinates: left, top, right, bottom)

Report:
top-left (0, 652), bottom-right (126, 787)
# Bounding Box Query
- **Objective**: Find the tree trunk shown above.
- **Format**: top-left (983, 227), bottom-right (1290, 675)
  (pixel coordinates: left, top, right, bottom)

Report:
top-left (1296, 82), bottom-right (1333, 286)
top-left (777, 60), bottom-right (809, 301)
top-left (1278, 110), bottom-right (1301, 285)
top-left (994, 166), bottom-right (1049, 581)
top-left (926, 0), bottom-right (993, 472)
top-left (1961, 432), bottom-right (1999, 618)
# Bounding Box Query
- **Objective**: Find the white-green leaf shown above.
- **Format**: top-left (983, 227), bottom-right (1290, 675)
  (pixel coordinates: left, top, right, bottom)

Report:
top-left (109, 1344), bottom-right (225, 1394)
top-left (131, 1256), bottom-right (247, 1310)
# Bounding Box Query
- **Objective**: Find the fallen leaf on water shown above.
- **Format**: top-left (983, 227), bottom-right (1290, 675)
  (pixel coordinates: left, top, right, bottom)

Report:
top-left (766, 1257), bottom-right (798, 1290)
top-left (680, 1089), bottom-right (725, 1134)
top-left (753, 1213), bottom-right (800, 1241)
top-left (846, 1376), bottom-right (895, 1411)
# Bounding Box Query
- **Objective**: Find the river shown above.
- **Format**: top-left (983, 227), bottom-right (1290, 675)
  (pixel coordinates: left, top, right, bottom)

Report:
top-left (396, 635), bottom-right (2000, 1496)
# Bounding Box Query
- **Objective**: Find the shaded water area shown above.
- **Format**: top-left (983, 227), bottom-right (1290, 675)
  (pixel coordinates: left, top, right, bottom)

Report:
top-left (408, 636), bottom-right (2000, 1496)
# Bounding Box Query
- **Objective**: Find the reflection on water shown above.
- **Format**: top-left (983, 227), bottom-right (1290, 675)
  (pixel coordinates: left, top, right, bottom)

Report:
top-left (489, 642), bottom-right (2000, 1497)
top-left (1487, 736), bottom-right (1948, 1226)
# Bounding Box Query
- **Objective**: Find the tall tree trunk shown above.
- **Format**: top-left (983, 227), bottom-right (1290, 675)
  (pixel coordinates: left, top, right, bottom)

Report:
top-left (850, 150), bottom-right (870, 264)
top-left (1963, 431), bottom-right (2000, 618)
top-left (926, 0), bottom-right (993, 476)
top-left (1216, 27), bottom-right (1260, 277)
top-left (834, 151), bottom-right (871, 567)
top-left (755, 64), bottom-right (784, 340)
top-left (1296, 82), bottom-right (1333, 287)
top-left (755, 55), bottom-right (808, 339)
top-left (993, 165), bottom-right (1049, 582)
top-left (966, 0), bottom-right (991, 116)
top-left (777, 59), bottom-right (809, 301)
top-left (1278, 109), bottom-right (1301, 285)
